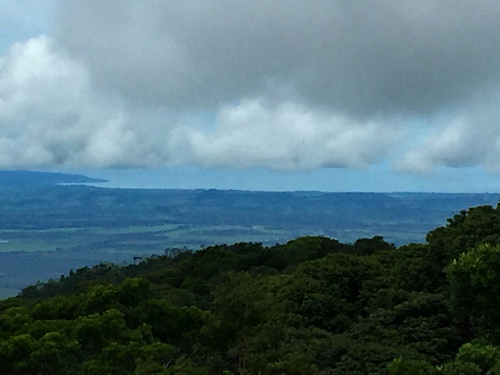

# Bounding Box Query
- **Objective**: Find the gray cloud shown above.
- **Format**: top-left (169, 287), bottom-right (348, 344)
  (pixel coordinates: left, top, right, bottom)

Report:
top-left (2, 1), bottom-right (500, 171)
top-left (0, 34), bottom-right (395, 170)
top-left (56, 0), bottom-right (500, 117)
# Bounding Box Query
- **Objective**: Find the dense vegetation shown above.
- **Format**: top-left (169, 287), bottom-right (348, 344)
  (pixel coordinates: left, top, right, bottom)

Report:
top-left (1, 204), bottom-right (500, 373)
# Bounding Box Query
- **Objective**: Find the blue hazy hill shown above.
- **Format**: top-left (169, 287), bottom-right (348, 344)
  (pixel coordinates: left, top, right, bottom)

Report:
top-left (0, 170), bottom-right (499, 298)
top-left (0, 170), bottom-right (108, 187)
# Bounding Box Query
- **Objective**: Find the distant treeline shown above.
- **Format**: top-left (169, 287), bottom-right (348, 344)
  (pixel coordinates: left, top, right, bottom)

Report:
top-left (1, 205), bottom-right (500, 373)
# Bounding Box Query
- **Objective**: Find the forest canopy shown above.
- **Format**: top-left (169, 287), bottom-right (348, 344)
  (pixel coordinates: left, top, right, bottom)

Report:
top-left (2, 204), bottom-right (500, 374)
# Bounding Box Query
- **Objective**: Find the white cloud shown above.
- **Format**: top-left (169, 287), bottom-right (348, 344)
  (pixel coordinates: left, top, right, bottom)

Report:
top-left (2, 1), bottom-right (500, 173)
top-left (0, 36), bottom-right (138, 168)
top-left (167, 100), bottom-right (398, 169)
top-left (399, 93), bottom-right (500, 173)
top-left (0, 35), bottom-right (401, 170)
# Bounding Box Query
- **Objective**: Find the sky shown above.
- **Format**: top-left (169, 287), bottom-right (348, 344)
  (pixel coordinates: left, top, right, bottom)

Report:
top-left (1, 1), bottom-right (500, 192)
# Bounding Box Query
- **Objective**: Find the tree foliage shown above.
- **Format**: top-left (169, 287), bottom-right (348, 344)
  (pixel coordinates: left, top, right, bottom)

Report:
top-left (1, 203), bottom-right (500, 373)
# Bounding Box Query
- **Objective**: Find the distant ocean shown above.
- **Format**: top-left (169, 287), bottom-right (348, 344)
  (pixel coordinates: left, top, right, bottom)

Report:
top-left (43, 166), bottom-right (500, 193)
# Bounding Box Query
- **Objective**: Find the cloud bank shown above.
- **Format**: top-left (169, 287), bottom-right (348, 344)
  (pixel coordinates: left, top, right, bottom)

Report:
top-left (2, 1), bottom-right (500, 171)
top-left (0, 36), bottom-right (136, 167)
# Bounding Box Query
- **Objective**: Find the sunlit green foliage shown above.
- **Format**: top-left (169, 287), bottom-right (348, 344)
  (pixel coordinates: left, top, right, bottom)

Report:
top-left (446, 244), bottom-right (500, 343)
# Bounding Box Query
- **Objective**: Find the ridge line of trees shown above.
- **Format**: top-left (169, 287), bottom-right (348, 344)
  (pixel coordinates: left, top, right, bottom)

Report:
top-left (1, 204), bottom-right (500, 373)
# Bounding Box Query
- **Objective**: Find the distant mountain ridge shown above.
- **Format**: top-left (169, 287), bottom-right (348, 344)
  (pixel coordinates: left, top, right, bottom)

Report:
top-left (0, 170), bottom-right (108, 187)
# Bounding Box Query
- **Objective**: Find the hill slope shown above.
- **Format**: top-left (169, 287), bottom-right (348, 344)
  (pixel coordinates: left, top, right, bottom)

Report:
top-left (1, 204), bottom-right (500, 373)
top-left (0, 170), bottom-right (107, 187)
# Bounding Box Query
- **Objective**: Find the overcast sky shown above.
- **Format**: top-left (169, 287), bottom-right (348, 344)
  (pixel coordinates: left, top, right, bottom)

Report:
top-left (1, 1), bottom-right (500, 191)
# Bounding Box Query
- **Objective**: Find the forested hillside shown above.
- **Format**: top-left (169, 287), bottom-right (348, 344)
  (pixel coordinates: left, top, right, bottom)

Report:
top-left (1, 204), bottom-right (500, 373)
